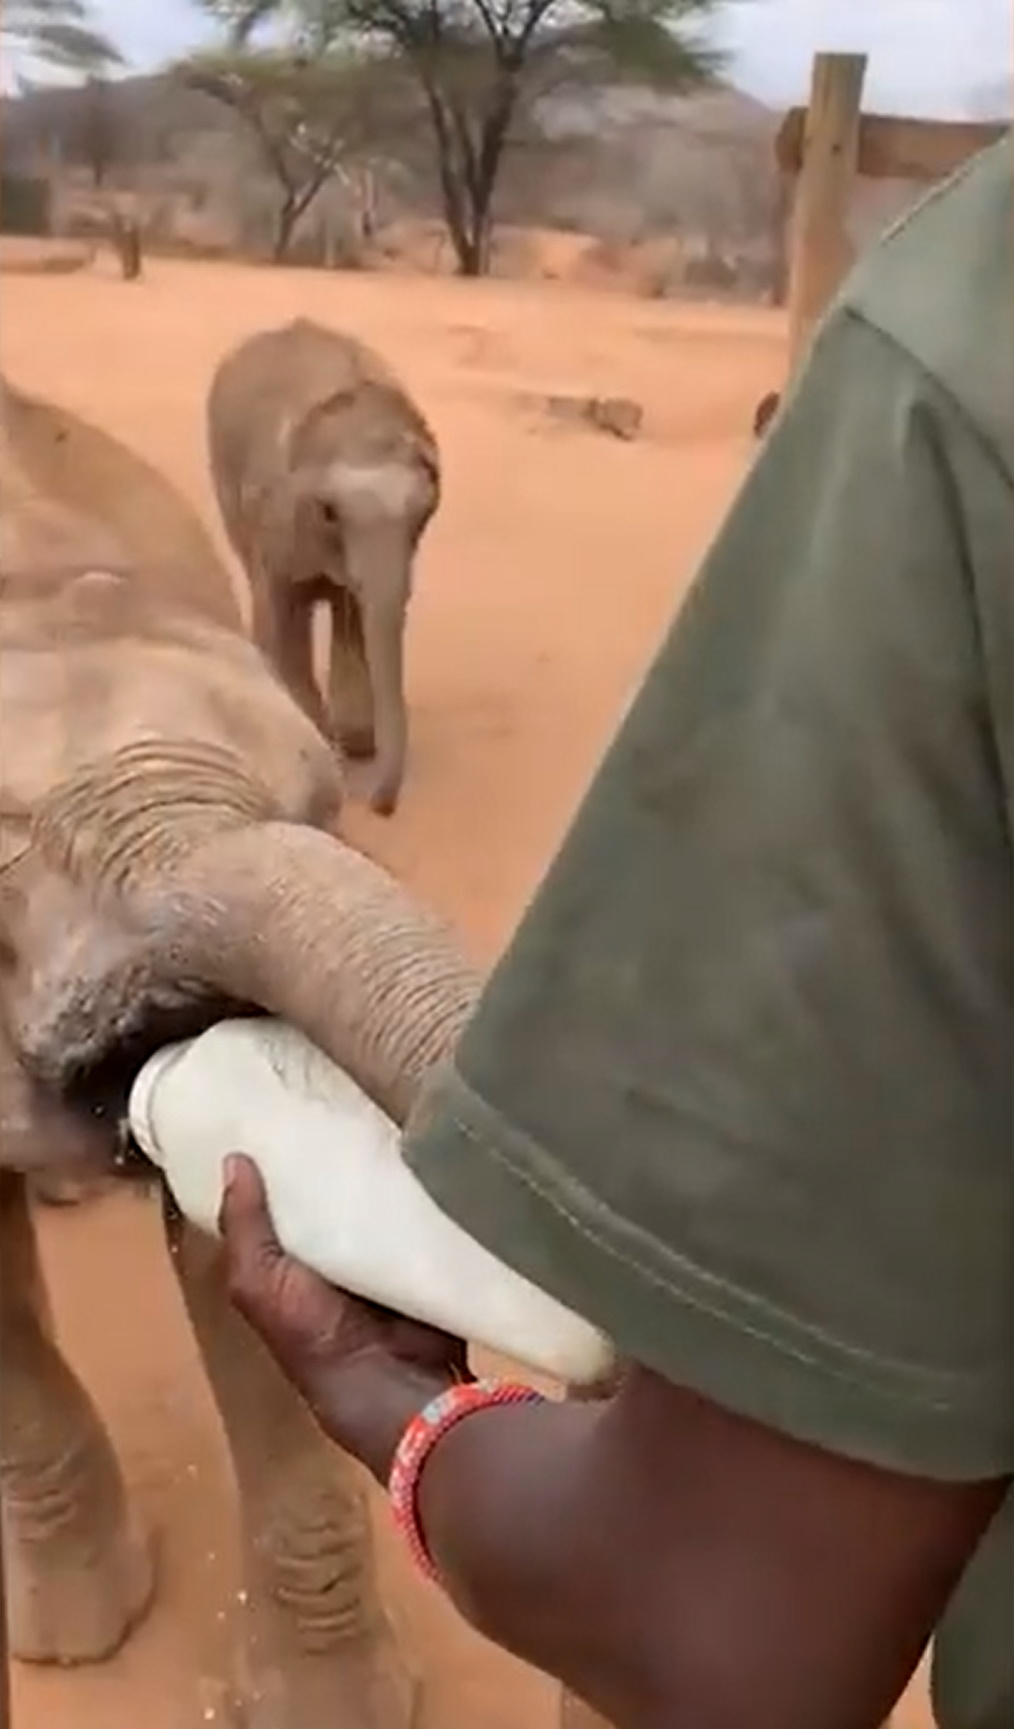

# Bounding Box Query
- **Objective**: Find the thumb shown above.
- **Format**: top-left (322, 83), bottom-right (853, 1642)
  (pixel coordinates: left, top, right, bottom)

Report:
top-left (219, 1154), bottom-right (284, 1291)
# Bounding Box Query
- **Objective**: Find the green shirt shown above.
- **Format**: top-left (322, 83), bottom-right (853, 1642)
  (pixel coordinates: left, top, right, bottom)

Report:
top-left (405, 138), bottom-right (1014, 1729)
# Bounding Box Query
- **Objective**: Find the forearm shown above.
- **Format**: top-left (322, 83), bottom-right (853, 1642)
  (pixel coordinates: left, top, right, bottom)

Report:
top-left (335, 1355), bottom-right (667, 1725)
top-left (422, 1396), bottom-right (675, 1722)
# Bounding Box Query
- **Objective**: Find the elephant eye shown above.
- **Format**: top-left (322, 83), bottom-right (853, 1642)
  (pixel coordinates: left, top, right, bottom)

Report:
top-left (319, 499), bottom-right (341, 528)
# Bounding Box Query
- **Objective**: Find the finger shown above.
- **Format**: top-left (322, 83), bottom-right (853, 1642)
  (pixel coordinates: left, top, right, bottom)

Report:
top-left (219, 1153), bottom-right (270, 1238)
top-left (219, 1154), bottom-right (286, 1303)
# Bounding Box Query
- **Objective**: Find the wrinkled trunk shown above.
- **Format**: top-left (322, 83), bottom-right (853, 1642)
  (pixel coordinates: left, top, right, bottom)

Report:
top-left (346, 529), bottom-right (411, 818)
top-left (132, 817), bottom-right (605, 1729)
top-left (144, 822), bottom-right (477, 1127)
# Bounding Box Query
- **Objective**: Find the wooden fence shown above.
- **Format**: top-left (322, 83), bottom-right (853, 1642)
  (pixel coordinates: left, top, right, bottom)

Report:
top-left (778, 52), bottom-right (1007, 376)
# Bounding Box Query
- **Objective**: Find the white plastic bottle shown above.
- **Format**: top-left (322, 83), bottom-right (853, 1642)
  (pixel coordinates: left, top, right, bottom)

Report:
top-left (128, 1017), bottom-right (615, 1386)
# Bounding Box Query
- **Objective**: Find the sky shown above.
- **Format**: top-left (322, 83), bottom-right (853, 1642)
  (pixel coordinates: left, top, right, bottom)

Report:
top-left (10, 0), bottom-right (1014, 118)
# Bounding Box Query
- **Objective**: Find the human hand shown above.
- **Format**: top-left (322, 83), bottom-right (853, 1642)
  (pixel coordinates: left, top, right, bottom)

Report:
top-left (218, 1153), bottom-right (468, 1477)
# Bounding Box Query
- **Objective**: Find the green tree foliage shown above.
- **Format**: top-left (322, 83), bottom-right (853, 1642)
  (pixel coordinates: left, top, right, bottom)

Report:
top-left (3, 0), bottom-right (123, 73)
top-left (193, 0), bottom-right (726, 275)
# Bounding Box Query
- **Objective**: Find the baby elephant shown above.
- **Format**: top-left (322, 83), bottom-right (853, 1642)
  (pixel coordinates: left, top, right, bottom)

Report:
top-left (207, 318), bottom-right (441, 814)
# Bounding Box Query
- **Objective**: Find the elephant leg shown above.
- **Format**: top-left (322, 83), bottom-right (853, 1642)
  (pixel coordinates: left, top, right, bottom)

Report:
top-left (168, 1210), bottom-right (419, 1729)
top-left (0, 1171), bottom-right (153, 1665)
top-left (328, 589), bottom-right (376, 761)
top-left (251, 578), bottom-right (334, 744)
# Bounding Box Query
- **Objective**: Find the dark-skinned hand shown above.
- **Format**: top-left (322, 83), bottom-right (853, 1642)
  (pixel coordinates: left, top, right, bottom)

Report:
top-left (218, 1153), bottom-right (469, 1478)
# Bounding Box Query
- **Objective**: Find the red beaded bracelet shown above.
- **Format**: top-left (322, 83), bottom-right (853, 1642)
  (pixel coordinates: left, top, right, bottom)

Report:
top-left (388, 1378), bottom-right (546, 1583)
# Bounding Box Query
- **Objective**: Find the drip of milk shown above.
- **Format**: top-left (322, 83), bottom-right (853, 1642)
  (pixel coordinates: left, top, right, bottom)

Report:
top-left (128, 1017), bottom-right (615, 1385)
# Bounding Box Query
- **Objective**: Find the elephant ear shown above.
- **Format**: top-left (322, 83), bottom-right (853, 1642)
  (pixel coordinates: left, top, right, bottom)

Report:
top-left (402, 433), bottom-right (440, 516)
top-left (421, 450), bottom-right (440, 511)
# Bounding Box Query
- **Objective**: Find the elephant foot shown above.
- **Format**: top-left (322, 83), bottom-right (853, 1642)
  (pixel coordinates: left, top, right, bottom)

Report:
top-left (7, 1512), bottom-right (155, 1665)
top-left (338, 754), bottom-right (399, 816)
top-left (228, 1629), bottom-right (419, 1729)
top-left (338, 724), bottom-right (377, 762)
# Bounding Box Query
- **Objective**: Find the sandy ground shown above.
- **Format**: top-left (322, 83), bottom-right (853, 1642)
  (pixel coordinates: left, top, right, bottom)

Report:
top-left (2, 257), bottom-right (932, 1729)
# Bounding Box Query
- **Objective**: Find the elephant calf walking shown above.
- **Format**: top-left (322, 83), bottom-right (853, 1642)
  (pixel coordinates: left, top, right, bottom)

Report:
top-left (207, 318), bottom-right (441, 817)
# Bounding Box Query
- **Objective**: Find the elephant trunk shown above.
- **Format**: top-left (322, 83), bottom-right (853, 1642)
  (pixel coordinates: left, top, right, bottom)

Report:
top-left (345, 526), bottom-right (412, 817)
top-left (159, 822), bottom-right (478, 1126)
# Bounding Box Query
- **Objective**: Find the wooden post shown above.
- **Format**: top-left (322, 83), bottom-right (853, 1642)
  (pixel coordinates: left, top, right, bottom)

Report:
top-left (786, 51), bottom-right (868, 374)
top-left (0, 1517), bottom-right (10, 1729)
top-left (755, 70), bottom-right (1003, 434)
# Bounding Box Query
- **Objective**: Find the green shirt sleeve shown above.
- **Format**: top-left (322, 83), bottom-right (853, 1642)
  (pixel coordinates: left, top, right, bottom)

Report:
top-left (404, 306), bottom-right (1013, 1483)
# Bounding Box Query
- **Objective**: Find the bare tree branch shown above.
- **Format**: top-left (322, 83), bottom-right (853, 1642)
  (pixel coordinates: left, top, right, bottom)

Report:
top-left (196, 0), bottom-right (728, 274)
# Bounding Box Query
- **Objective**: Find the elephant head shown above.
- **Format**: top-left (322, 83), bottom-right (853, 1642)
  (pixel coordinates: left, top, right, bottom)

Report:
top-left (0, 741), bottom-right (476, 1184)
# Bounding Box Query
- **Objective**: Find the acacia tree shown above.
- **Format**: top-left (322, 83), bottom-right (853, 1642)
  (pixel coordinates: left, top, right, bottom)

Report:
top-left (181, 41), bottom-right (405, 259)
top-left (69, 73), bottom-right (125, 185)
top-left (196, 0), bottom-right (726, 276)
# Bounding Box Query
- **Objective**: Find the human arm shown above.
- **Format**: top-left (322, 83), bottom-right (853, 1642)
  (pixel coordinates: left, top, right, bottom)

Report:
top-left (221, 1155), bottom-right (1006, 1729)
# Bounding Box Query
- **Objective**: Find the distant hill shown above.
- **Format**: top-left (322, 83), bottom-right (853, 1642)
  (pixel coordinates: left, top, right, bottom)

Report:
top-left (1, 71), bottom-right (229, 171)
top-left (542, 82), bottom-right (775, 138)
top-left (1, 68), bottom-right (783, 265)
top-left (503, 83), bottom-right (780, 250)
top-left (1, 67), bottom-right (775, 172)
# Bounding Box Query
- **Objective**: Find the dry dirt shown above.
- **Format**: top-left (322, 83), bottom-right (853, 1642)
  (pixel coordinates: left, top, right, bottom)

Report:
top-left (2, 257), bottom-right (934, 1729)
top-left (0, 236), bottom-right (95, 275)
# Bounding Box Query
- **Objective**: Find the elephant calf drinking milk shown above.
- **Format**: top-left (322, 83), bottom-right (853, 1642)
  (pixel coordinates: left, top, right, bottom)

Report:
top-left (207, 317), bottom-right (441, 817)
top-left (0, 369), bottom-right (479, 1728)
